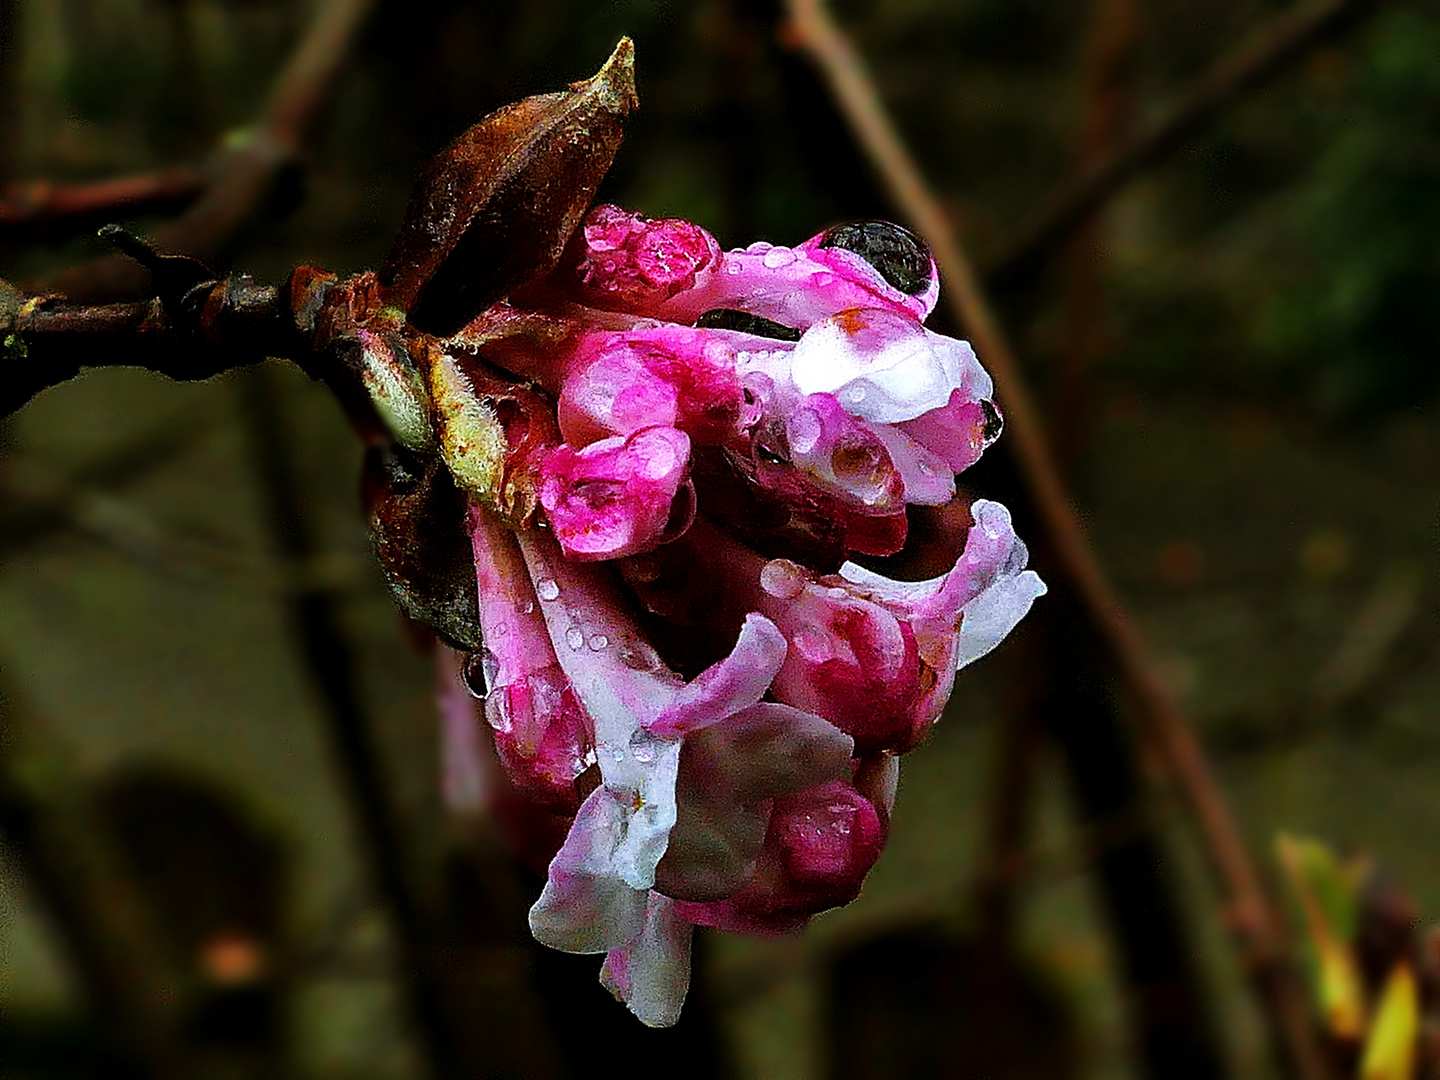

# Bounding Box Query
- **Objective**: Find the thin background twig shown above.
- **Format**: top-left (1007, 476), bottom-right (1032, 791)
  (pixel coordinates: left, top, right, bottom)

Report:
top-left (986, 0), bottom-right (1382, 288)
top-left (782, 1), bottom-right (1328, 1077)
top-left (42, 0), bottom-right (376, 302)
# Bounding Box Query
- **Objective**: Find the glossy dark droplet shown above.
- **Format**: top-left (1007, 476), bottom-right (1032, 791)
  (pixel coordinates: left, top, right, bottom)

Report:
top-left (695, 308), bottom-right (803, 341)
top-left (461, 649), bottom-right (497, 700)
top-left (818, 221), bottom-right (932, 296)
top-left (980, 398), bottom-right (1004, 444)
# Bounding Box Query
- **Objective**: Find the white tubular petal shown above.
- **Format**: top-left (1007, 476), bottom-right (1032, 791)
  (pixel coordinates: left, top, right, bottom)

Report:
top-left (529, 786), bottom-right (648, 953)
top-left (837, 559), bottom-right (948, 606)
top-left (956, 569), bottom-right (1048, 670)
top-left (611, 738), bottom-right (684, 890)
top-left (600, 894), bottom-right (694, 1028)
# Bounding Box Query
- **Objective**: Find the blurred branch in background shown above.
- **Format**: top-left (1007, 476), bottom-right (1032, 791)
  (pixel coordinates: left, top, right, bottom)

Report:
top-left (234, 365), bottom-right (460, 1078)
top-left (986, 0), bottom-right (1384, 291)
top-left (43, 0), bottom-right (377, 303)
top-left (0, 689), bottom-right (191, 1079)
top-left (0, 168), bottom-right (207, 244)
top-left (236, 366), bottom-right (563, 1080)
top-left (783, 0), bottom-right (1330, 1076)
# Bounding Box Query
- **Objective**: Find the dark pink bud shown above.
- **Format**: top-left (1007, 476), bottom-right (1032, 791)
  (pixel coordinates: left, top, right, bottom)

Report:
top-left (557, 327), bottom-right (742, 447)
top-left (469, 509), bottom-right (595, 812)
top-left (674, 779), bottom-right (887, 936)
top-left (539, 425), bottom-right (694, 561)
top-left (575, 205), bottom-right (721, 316)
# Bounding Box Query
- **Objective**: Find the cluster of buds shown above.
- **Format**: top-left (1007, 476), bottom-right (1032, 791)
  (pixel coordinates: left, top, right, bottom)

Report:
top-left (333, 41), bottom-right (1044, 1025)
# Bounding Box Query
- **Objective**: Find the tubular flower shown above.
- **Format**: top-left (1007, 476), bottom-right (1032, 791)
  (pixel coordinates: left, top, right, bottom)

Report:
top-left (373, 187), bottom-right (1043, 1023)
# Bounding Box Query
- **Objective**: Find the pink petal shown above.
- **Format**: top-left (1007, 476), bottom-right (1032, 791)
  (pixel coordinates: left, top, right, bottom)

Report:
top-left (469, 509), bottom-right (594, 812)
top-left (652, 241), bottom-right (931, 328)
top-left (648, 613), bottom-right (788, 738)
top-left (897, 392), bottom-right (1003, 474)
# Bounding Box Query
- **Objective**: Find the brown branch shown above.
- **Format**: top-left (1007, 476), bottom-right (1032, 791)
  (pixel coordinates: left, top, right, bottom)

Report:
top-left (783, 2), bottom-right (1328, 1078)
top-left (0, 168), bottom-right (207, 239)
top-left (0, 273), bottom-right (309, 417)
top-left (41, 0), bottom-right (377, 302)
top-left (986, 0), bottom-right (1380, 288)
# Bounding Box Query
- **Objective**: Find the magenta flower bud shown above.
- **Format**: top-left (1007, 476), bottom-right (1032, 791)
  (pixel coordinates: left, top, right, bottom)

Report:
top-left (575, 204), bottom-right (722, 316)
top-left (675, 777), bottom-right (887, 936)
top-left (556, 326), bottom-right (742, 447)
top-left (539, 425), bottom-right (695, 560)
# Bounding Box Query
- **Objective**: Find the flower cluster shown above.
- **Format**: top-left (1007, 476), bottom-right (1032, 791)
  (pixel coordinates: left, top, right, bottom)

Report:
top-left (367, 204), bottom-right (1045, 1025)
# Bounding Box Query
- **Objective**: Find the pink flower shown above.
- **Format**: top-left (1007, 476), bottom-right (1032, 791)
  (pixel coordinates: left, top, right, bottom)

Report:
top-left (387, 206), bottom-right (1045, 1027)
top-left (621, 500), bottom-right (1045, 754)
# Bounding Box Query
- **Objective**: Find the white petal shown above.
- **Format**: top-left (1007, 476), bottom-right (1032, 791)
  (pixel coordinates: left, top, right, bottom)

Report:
top-left (956, 569), bottom-right (1047, 670)
top-left (600, 894), bottom-right (694, 1028)
top-left (529, 786), bottom-right (648, 953)
top-left (791, 309), bottom-right (958, 423)
top-left (611, 737), bottom-right (683, 890)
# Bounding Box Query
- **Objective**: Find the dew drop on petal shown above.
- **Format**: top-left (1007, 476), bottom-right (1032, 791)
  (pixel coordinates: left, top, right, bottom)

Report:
top-left (566, 627), bottom-right (585, 650)
top-left (462, 650), bottom-right (498, 700)
top-left (588, 634), bottom-right (609, 651)
top-left (762, 248), bottom-right (796, 269)
top-left (760, 559), bottom-right (808, 600)
top-left (536, 578), bottom-right (561, 602)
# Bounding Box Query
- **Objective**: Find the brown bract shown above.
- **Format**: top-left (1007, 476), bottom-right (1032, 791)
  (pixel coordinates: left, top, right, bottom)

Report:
top-left (363, 446), bottom-right (484, 651)
top-left (379, 38), bottom-right (638, 338)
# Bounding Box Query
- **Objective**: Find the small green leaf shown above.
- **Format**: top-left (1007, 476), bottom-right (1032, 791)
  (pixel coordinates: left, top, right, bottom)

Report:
top-left (1276, 832), bottom-right (1369, 1039)
top-left (1359, 962), bottom-right (1418, 1080)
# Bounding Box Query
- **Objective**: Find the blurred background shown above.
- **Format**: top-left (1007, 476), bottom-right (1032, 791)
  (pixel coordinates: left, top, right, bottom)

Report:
top-left (1, 1), bottom-right (1437, 1077)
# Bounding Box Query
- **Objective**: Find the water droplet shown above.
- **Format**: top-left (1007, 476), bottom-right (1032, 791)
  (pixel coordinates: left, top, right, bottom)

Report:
top-left (760, 560), bottom-right (807, 600)
top-left (514, 597), bottom-right (535, 615)
top-left (565, 627), bottom-right (585, 650)
top-left (917, 459), bottom-right (936, 476)
top-left (462, 649), bottom-right (499, 699)
top-left (979, 399), bottom-right (1003, 445)
top-left (725, 262), bottom-right (742, 275)
top-left (588, 634), bottom-right (609, 651)
top-left (612, 748), bottom-right (626, 763)
top-left (633, 743), bottom-right (655, 764)
top-left (845, 385), bottom-right (867, 404)
top-left (536, 578), bottom-right (560, 601)
top-left (762, 248), bottom-right (796, 269)
top-left (618, 640), bottom-right (660, 671)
